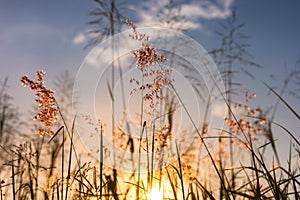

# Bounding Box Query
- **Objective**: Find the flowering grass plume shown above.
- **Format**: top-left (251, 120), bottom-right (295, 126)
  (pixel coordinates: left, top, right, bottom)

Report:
top-left (21, 70), bottom-right (58, 136)
top-left (224, 89), bottom-right (266, 149)
top-left (126, 19), bottom-right (173, 111)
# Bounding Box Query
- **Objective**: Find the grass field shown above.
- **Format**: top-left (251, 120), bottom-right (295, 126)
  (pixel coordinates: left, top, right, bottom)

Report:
top-left (0, 18), bottom-right (299, 200)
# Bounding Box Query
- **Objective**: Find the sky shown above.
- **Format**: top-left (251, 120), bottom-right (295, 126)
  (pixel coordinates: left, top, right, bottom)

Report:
top-left (0, 0), bottom-right (299, 160)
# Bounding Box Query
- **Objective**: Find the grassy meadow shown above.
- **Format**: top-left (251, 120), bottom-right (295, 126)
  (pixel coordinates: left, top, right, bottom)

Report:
top-left (0, 3), bottom-right (299, 200)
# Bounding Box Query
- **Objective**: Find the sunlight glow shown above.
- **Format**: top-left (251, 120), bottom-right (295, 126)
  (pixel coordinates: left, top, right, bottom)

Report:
top-left (148, 187), bottom-right (163, 200)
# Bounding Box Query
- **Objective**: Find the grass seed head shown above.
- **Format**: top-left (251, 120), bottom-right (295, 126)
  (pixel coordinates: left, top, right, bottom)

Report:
top-left (21, 71), bottom-right (58, 136)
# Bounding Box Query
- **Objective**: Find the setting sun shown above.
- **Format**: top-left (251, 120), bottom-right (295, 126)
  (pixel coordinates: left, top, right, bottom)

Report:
top-left (148, 187), bottom-right (163, 200)
top-left (0, 0), bottom-right (299, 199)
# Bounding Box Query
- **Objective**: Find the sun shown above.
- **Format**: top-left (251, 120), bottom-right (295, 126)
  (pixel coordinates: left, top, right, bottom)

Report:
top-left (148, 187), bottom-right (163, 200)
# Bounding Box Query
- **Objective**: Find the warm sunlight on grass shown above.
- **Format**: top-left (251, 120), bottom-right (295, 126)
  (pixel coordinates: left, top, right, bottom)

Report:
top-left (148, 186), bottom-right (163, 200)
top-left (0, 5), bottom-right (299, 199)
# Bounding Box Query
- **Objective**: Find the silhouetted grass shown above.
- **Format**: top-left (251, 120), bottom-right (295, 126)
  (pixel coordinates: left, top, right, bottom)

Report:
top-left (0, 20), bottom-right (299, 200)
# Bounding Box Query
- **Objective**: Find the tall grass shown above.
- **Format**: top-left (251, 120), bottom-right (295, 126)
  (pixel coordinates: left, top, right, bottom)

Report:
top-left (0, 21), bottom-right (299, 200)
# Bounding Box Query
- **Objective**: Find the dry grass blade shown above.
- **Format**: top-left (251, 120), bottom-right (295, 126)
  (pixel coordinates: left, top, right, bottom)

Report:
top-left (107, 80), bottom-right (114, 101)
top-left (65, 115), bottom-right (77, 200)
top-left (137, 121), bottom-right (146, 200)
top-left (175, 141), bottom-right (185, 200)
top-left (171, 84), bottom-right (232, 199)
top-left (249, 115), bottom-right (300, 147)
top-left (193, 178), bottom-right (215, 200)
top-left (264, 82), bottom-right (300, 120)
top-left (48, 126), bottom-right (64, 143)
top-left (166, 166), bottom-right (178, 200)
top-left (99, 124), bottom-right (103, 199)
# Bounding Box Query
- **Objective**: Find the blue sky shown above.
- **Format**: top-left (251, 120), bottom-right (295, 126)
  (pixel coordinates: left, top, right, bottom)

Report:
top-left (0, 0), bottom-right (299, 159)
top-left (1, 0), bottom-right (299, 94)
top-left (1, 1), bottom-right (299, 81)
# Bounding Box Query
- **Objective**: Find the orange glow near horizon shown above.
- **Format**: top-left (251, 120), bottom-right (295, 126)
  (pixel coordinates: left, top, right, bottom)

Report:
top-left (148, 186), bottom-right (163, 200)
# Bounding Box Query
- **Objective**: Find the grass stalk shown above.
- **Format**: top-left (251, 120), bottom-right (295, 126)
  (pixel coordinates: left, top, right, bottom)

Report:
top-left (145, 126), bottom-right (151, 191)
top-left (249, 135), bottom-right (261, 197)
top-left (264, 82), bottom-right (300, 120)
top-left (171, 84), bottom-right (231, 199)
top-left (99, 124), bottom-right (103, 199)
top-left (166, 166), bottom-right (178, 200)
top-left (56, 180), bottom-right (60, 200)
top-left (137, 121), bottom-right (146, 200)
top-left (11, 159), bottom-right (15, 200)
top-left (61, 128), bottom-right (64, 200)
top-left (0, 181), bottom-right (2, 200)
top-left (151, 120), bottom-right (155, 191)
top-left (28, 142), bottom-right (34, 200)
top-left (65, 116), bottom-right (76, 200)
top-left (175, 141), bottom-right (185, 200)
top-left (34, 136), bottom-right (44, 199)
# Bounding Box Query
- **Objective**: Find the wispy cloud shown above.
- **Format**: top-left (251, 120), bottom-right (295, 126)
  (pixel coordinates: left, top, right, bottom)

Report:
top-left (73, 0), bottom-right (234, 48)
top-left (72, 33), bottom-right (87, 44)
top-left (134, 0), bottom-right (234, 30)
top-left (181, 0), bottom-right (233, 20)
